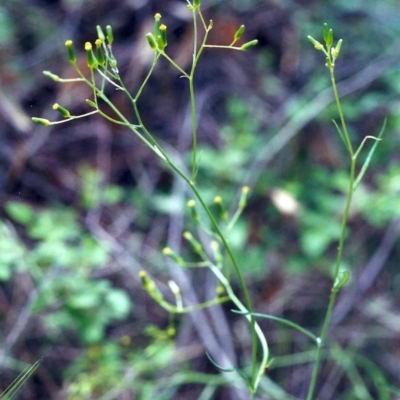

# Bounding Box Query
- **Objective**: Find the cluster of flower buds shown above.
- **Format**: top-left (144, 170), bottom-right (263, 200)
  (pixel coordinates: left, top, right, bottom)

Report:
top-left (187, 0), bottom-right (201, 11)
top-left (31, 25), bottom-right (121, 127)
top-left (308, 23), bottom-right (342, 68)
top-left (63, 25), bottom-right (117, 72)
top-left (146, 13), bottom-right (168, 52)
top-left (230, 24), bottom-right (258, 50)
top-left (139, 270), bottom-right (185, 313)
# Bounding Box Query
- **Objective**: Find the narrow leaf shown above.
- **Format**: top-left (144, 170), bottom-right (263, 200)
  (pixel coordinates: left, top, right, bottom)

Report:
top-left (332, 119), bottom-right (350, 152)
top-left (333, 270), bottom-right (350, 292)
top-left (353, 118), bottom-right (386, 190)
top-left (232, 310), bottom-right (318, 343)
top-left (205, 353), bottom-right (251, 385)
top-left (205, 352), bottom-right (235, 373)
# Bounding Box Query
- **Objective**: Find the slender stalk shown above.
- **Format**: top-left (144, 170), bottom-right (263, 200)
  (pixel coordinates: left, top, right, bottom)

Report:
top-left (186, 8), bottom-right (212, 181)
top-left (306, 64), bottom-right (356, 400)
top-left (159, 52), bottom-right (188, 77)
top-left (330, 68), bottom-right (353, 157)
top-left (188, 7), bottom-right (199, 179)
top-left (188, 77), bottom-right (198, 181)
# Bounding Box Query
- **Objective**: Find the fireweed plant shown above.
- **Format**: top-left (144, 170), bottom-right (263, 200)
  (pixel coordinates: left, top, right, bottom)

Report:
top-left (32, 1), bottom-right (384, 398)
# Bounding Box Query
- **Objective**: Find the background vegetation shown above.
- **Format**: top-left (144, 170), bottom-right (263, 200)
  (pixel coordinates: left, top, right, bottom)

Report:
top-left (1, 0), bottom-right (400, 398)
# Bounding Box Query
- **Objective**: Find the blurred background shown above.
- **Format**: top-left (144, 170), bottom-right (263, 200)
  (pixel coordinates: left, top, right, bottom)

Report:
top-left (1, 0), bottom-right (400, 399)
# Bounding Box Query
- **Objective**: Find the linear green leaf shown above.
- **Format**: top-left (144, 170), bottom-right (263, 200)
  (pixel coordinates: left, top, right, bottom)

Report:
top-left (232, 310), bottom-right (319, 343)
top-left (353, 118), bottom-right (386, 190)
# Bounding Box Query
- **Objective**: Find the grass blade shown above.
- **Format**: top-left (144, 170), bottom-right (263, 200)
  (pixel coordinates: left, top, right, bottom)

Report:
top-left (0, 358), bottom-right (42, 399)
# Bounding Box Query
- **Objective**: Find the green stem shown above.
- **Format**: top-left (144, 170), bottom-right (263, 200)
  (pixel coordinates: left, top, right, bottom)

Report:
top-left (203, 45), bottom-right (243, 50)
top-left (306, 66), bottom-right (356, 400)
top-left (158, 10), bottom-right (266, 387)
top-left (187, 8), bottom-right (212, 181)
top-left (330, 68), bottom-right (353, 157)
top-left (188, 77), bottom-right (198, 181)
top-left (160, 51), bottom-right (189, 78)
top-left (165, 166), bottom-right (267, 392)
top-left (209, 264), bottom-right (269, 393)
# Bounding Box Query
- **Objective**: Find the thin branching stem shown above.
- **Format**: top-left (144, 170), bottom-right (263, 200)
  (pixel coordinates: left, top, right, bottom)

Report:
top-left (306, 61), bottom-right (356, 400)
top-left (36, 7), bottom-right (268, 397)
top-left (165, 168), bottom-right (268, 392)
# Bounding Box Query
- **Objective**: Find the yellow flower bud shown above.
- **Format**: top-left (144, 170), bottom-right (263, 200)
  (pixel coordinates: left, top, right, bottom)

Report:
top-left (52, 103), bottom-right (71, 118)
top-left (85, 42), bottom-right (98, 69)
top-left (65, 40), bottom-right (76, 64)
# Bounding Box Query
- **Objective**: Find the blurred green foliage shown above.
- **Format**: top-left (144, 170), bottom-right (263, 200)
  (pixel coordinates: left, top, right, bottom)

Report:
top-left (1, 201), bottom-right (130, 344)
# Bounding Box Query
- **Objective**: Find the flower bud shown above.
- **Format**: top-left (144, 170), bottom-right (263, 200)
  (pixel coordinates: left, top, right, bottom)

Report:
top-left (146, 33), bottom-right (158, 51)
top-left (183, 231), bottom-right (204, 256)
top-left (43, 71), bottom-right (61, 82)
top-left (154, 13), bottom-right (162, 37)
top-left (234, 25), bottom-right (245, 41)
top-left (65, 40), bottom-right (76, 64)
top-left (162, 247), bottom-right (184, 265)
top-left (213, 196), bottom-right (228, 220)
top-left (323, 23), bottom-right (333, 47)
top-left (331, 39), bottom-right (343, 60)
top-left (139, 271), bottom-right (163, 302)
top-left (239, 186), bottom-right (250, 209)
top-left (31, 117), bottom-right (50, 126)
top-left (96, 25), bottom-right (105, 42)
top-left (240, 39), bottom-right (258, 51)
top-left (187, 199), bottom-right (199, 222)
top-left (95, 39), bottom-right (105, 66)
top-left (85, 99), bottom-right (97, 108)
top-left (158, 24), bottom-right (167, 50)
top-left (106, 25), bottom-right (114, 45)
top-left (85, 42), bottom-right (98, 69)
top-left (52, 103), bottom-right (71, 118)
top-left (307, 36), bottom-right (324, 51)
